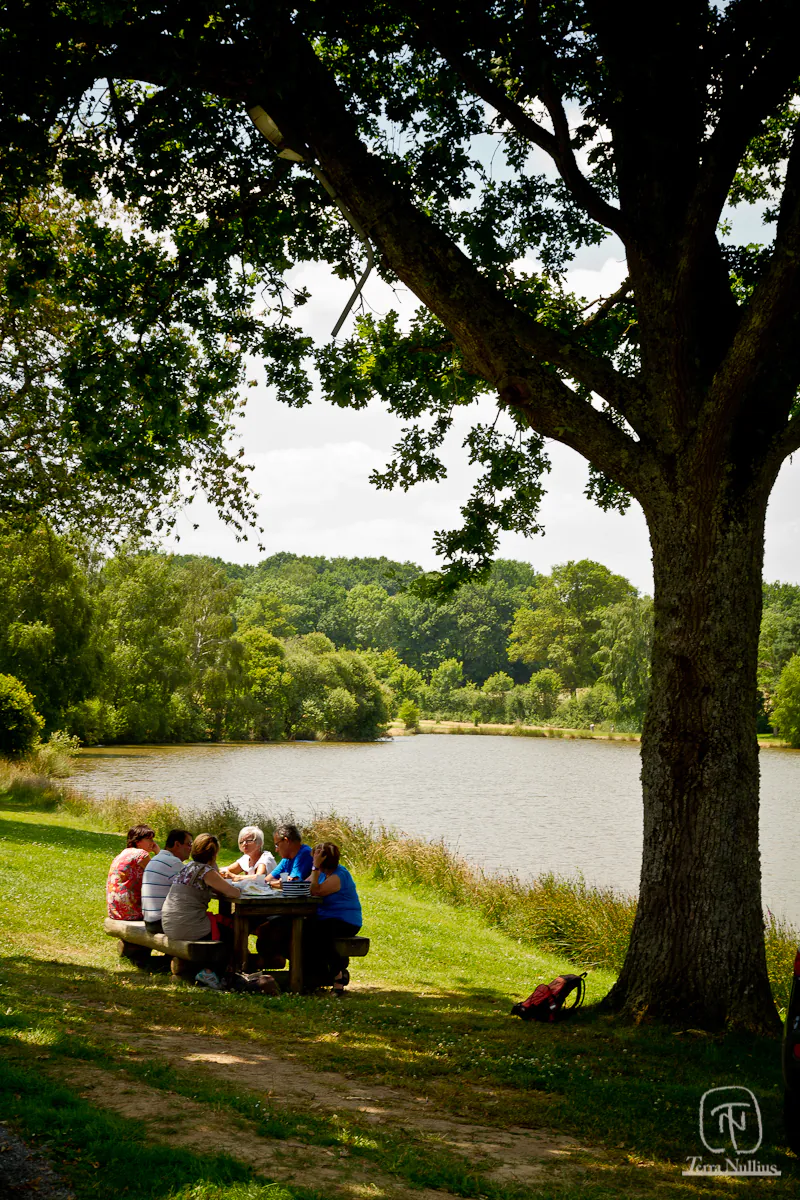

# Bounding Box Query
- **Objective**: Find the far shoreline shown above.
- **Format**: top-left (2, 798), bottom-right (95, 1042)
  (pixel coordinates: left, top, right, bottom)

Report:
top-left (72, 722), bottom-right (795, 750)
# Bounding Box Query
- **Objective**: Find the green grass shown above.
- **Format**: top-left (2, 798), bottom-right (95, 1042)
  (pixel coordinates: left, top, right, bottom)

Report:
top-left (3, 755), bottom-right (796, 1002)
top-left (1, 778), bottom-right (799, 1198)
top-left (0, 1056), bottom-right (313, 1200)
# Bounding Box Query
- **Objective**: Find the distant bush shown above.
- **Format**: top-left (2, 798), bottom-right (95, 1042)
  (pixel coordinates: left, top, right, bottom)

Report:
top-left (397, 699), bottom-right (420, 730)
top-left (771, 654), bottom-right (800, 747)
top-left (63, 699), bottom-right (122, 746)
top-left (0, 673), bottom-right (44, 757)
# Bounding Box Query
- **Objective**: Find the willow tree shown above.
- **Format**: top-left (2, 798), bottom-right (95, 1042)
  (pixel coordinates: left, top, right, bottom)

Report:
top-left (3, 0), bottom-right (799, 1028)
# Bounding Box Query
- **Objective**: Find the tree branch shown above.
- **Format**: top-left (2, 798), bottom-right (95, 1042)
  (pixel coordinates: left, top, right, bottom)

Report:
top-left (407, 6), bottom-right (628, 239)
top-left (243, 27), bottom-right (651, 491)
top-left (696, 119), bottom-right (800, 459)
top-left (683, 1), bottom-right (800, 250)
top-left (18, 10), bottom-right (652, 495)
top-left (582, 279), bottom-right (632, 328)
top-left (773, 407), bottom-right (800, 462)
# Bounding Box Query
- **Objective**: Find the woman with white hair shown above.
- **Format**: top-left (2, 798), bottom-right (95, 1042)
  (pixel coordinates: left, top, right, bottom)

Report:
top-left (219, 826), bottom-right (277, 879)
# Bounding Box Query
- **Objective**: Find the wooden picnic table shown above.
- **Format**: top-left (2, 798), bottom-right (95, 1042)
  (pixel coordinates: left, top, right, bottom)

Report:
top-left (217, 893), bottom-right (319, 992)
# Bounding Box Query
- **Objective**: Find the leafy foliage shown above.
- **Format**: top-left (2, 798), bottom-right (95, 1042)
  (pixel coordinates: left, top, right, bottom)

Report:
top-left (508, 560), bottom-right (636, 690)
top-left (0, 524), bottom-right (97, 723)
top-left (0, 672), bottom-right (43, 756)
top-left (771, 654), bottom-right (800, 748)
top-left (0, 191), bottom-right (263, 540)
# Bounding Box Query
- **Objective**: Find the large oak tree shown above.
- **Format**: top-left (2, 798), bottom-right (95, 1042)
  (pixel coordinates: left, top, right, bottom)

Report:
top-left (3, 1), bottom-right (799, 1028)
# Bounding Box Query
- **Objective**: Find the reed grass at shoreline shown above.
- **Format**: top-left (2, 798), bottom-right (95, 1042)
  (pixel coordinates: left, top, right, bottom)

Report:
top-left (1, 756), bottom-right (796, 1008)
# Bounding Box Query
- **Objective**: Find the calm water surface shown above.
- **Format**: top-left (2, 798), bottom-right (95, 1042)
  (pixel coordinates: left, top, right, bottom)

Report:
top-left (73, 735), bottom-right (800, 926)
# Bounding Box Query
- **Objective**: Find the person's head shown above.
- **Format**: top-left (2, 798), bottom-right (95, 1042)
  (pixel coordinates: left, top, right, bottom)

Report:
top-left (166, 829), bottom-right (193, 861)
top-left (191, 833), bottom-right (220, 865)
top-left (313, 842), bottom-right (340, 872)
top-left (274, 822), bottom-right (302, 857)
top-left (126, 825), bottom-right (157, 852)
top-left (238, 826), bottom-right (264, 855)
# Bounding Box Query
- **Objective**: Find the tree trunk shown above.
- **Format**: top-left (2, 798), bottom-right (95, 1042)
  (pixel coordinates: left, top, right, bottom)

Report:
top-left (606, 480), bottom-right (780, 1032)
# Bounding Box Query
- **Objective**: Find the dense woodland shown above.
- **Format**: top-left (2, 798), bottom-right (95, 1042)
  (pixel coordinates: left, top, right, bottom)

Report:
top-left (3, 524), bottom-right (800, 746)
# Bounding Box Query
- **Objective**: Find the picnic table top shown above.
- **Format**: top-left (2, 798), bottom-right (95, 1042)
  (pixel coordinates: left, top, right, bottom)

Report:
top-left (219, 893), bottom-right (320, 915)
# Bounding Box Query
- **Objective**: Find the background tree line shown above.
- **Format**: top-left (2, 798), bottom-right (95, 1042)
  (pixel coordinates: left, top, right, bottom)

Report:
top-left (5, 523), bottom-right (800, 746)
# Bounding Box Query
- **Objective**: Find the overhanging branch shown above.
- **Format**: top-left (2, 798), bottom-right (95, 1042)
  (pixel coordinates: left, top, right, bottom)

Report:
top-left (684, 1), bottom-right (800, 251)
top-left (408, 6), bottom-right (628, 239)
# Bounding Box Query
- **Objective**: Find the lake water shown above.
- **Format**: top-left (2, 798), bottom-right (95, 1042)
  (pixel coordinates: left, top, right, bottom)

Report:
top-left (72, 734), bottom-right (800, 928)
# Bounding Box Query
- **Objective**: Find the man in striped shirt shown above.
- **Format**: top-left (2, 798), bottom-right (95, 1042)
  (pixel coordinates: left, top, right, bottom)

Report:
top-left (141, 829), bottom-right (193, 933)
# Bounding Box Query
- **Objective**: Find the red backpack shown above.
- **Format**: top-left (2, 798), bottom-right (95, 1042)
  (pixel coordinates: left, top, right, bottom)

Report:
top-left (511, 972), bottom-right (587, 1022)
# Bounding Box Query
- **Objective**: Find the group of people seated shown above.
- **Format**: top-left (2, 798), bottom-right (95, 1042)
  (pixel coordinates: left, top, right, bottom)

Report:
top-left (106, 821), bottom-right (361, 993)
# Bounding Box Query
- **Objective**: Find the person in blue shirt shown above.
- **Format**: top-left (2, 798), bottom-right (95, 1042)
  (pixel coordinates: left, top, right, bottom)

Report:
top-left (256, 823), bottom-right (314, 967)
top-left (305, 841), bottom-right (362, 994)
top-left (267, 823), bottom-right (314, 888)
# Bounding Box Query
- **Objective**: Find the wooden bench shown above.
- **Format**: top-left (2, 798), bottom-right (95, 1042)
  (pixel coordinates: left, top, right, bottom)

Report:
top-left (103, 917), bottom-right (227, 977)
top-left (332, 936), bottom-right (370, 963)
top-left (105, 918), bottom-right (370, 981)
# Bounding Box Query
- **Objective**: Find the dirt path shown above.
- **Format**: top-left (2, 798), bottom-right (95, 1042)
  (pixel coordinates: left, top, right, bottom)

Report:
top-left (71, 1020), bottom-right (597, 1191)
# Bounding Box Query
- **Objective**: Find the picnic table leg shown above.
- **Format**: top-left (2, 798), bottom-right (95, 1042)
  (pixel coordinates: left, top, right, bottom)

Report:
top-left (289, 915), bottom-right (304, 992)
top-left (232, 913), bottom-right (249, 973)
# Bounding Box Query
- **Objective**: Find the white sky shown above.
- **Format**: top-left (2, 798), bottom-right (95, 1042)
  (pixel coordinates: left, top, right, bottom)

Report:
top-left (163, 206), bottom-right (800, 597)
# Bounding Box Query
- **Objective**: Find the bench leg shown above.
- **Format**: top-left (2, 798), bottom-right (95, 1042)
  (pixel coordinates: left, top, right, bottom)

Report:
top-left (170, 957), bottom-right (196, 978)
top-left (117, 940), bottom-right (151, 968)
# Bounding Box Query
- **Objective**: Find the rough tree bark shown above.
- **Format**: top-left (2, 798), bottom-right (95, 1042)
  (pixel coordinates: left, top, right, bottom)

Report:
top-left (607, 468), bottom-right (778, 1028)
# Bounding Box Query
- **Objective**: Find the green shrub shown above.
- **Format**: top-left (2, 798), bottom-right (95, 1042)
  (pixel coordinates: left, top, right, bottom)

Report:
top-left (396, 698), bottom-right (420, 730)
top-left (0, 673), bottom-right (44, 757)
top-left (772, 654), bottom-right (800, 747)
top-left (63, 698), bottom-right (122, 745)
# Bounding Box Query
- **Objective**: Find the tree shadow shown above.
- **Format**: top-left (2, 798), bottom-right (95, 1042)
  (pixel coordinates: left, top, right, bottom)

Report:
top-left (0, 814), bottom-right (122, 853)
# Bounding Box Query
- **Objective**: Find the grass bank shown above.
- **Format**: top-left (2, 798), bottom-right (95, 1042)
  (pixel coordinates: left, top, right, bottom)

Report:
top-left (390, 718), bottom-right (795, 749)
top-left (388, 718), bottom-right (641, 741)
top-left (1, 756), bottom-right (796, 1006)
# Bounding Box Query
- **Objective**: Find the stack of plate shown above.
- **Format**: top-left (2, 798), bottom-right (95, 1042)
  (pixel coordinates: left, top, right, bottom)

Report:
top-left (280, 879), bottom-right (312, 897)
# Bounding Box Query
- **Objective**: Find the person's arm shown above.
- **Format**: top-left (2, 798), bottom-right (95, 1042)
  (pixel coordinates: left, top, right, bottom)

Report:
top-left (308, 849), bottom-right (342, 897)
top-left (255, 851), bottom-right (278, 877)
top-left (204, 869), bottom-right (242, 900)
top-left (268, 856), bottom-right (287, 887)
top-left (219, 861), bottom-right (244, 879)
top-left (309, 870), bottom-right (341, 897)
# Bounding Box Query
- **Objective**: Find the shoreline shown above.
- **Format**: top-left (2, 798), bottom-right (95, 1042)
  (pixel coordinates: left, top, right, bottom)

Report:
top-left (387, 719), bottom-right (792, 749)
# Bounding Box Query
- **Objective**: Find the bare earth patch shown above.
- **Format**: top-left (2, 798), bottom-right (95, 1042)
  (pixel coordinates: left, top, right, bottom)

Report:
top-left (86, 1019), bottom-right (598, 1189)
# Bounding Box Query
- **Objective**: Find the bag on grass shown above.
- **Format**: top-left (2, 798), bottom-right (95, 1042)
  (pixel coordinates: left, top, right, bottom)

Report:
top-left (511, 972), bottom-right (587, 1022)
top-left (228, 971), bottom-right (280, 997)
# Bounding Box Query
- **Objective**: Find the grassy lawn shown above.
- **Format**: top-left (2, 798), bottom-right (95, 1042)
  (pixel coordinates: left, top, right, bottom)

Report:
top-left (1, 794), bottom-right (796, 1198)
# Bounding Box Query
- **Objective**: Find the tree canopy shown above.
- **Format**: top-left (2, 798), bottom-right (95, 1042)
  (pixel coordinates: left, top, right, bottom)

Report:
top-left (3, 1), bottom-right (800, 1028)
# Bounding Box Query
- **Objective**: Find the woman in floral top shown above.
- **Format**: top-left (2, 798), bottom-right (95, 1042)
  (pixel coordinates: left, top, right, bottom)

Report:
top-left (107, 825), bottom-right (159, 920)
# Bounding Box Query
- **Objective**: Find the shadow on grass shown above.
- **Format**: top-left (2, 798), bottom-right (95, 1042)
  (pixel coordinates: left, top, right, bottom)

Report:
top-left (0, 814), bottom-right (122, 853)
top-left (0, 1056), bottom-right (317, 1200)
top-left (2, 955), bottom-right (797, 1197)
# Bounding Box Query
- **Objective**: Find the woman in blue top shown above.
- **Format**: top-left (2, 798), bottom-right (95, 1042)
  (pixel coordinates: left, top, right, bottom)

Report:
top-left (306, 841), bottom-right (362, 994)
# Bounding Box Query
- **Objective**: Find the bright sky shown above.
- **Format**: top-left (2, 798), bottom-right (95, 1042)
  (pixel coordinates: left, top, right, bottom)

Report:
top-left (163, 208), bottom-right (800, 597)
